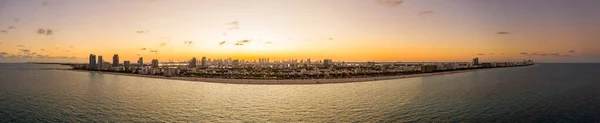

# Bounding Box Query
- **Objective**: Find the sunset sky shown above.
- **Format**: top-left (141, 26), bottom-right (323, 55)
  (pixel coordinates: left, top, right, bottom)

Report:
top-left (1, 0), bottom-right (599, 63)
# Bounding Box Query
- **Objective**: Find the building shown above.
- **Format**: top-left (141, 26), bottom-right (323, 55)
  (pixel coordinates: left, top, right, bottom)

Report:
top-left (201, 57), bottom-right (207, 67)
top-left (137, 57), bottom-right (143, 67)
top-left (113, 54), bottom-right (119, 67)
top-left (323, 59), bottom-right (333, 67)
top-left (124, 61), bottom-right (131, 68)
top-left (89, 54), bottom-right (96, 70)
top-left (473, 58), bottom-right (479, 65)
top-left (420, 65), bottom-right (437, 73)
top-left (232, 60), bottom-right (240, 67)
top-left (306, 58), bottom-right (311, 67)
top-left (189, 57), bottom-right (197, 68)
top-left (151, 59), bottom-right (159, 68)
top-left (97, 55), bottom-right (103, 69)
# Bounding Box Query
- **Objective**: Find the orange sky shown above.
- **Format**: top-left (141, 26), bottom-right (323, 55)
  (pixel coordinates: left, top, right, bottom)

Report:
top-left (1, 0), bottom-right (599, 63)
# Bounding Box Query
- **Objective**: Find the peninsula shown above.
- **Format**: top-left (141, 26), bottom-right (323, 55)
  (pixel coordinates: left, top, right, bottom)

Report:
top-left (69, 54), bottom-right (534, 84)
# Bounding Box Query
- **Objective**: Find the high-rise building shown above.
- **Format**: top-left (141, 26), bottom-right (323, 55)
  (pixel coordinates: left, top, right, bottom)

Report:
top-left (324, 59), bottom-right (333, 67)
top-left (307, 58), bottom-right (311, 66)
top-left (112, 54), bottom-right (119, 67)
top-left (201, 57), bottom-right (207, 67)
top-left (151, 59), bottom-right (159, 68)
top-left (138, 57), bottom-right (143, 67)
top-left (97, 55), bottom-right (103, 69)
top-left (473, 58), bottom-right (479, 65)
top-left (124, 61), bottom-right (131, 68)
top-left (89, 54), bottom-right (96, 70)
top-left (232, 59), bottom-right (240, 67)
top-left (189, 57), bottom-right (197, 68)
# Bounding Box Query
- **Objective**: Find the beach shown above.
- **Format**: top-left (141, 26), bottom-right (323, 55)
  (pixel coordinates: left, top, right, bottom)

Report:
top-left (68, 68), bottom-right (491, 85)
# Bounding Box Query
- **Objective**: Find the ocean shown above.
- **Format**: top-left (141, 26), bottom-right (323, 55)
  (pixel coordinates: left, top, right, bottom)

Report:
top-left (1, 63), bottom-right (599, 122)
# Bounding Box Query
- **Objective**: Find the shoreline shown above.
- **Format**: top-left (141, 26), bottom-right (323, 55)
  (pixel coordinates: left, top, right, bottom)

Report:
top-left (66, 66), bottom-right (520, 85)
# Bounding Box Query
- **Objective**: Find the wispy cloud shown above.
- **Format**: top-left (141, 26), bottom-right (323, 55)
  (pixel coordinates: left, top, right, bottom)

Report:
top-left (184, 41), bottom-right (193, 46)
top-left (150, 50), bottom-right (158, 53)
top-left (419, 11), bottom-right (435, 16)
top-left (219, 41), bottom-right (227, 46)
top-left (160, 42), bottom-right (167, 46)
top-left (497, 32), bottom-right (510, 35)
top-left (568, 50), bottom-right (576, 53)
top-left (140, 48), bottom-right (147, 50)
top-left (475, 53), bottom-right (486, 56)
top-left (375, 0), bottom-right (404, 7)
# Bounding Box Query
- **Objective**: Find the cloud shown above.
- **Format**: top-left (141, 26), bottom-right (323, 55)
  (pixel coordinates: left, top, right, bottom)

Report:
top-left (235, 42), bottom-right (244, 46)
top-left (568, 50), bottom-right (576, 53)
top-left (563, 55), bottom-right (573, 57)
top-left (69, 46), bottom-right (74, 48)
top-left (226, 20), bottom-right (240, 30)
top-left (40, 49), bottom-right (45, 51)
top-left (136, 30), bottom-right (149, 34)
top-left (160, 42), bottom-right (167, 46)
top-left (46, 29), bottom-right (53, 35)
top-left (17, 45), bottom-right (24, 47)
top-left (419, 11), bottom-right (435, 16)
top-left (0, 30), bottom-right (7, 33)
top-left (140, 48), bottom-right (147, 50)
top-left (219, 41), bottom-right (227, 46)
top-left (265, 41), bottom-right (272, 44)
top-left (496, 32), bottom-right (510, 35)
top-left (20, 49), bottom-right (31, 53)
top-left (32, 52), bottom-right (37, 55)
top-left (520, 52), bottom-right (529, 55)
top-left (0, 52), bottom-right (7, 55)
top-left (475, 53), bottom-right (486, 56)
top-left (375, 0), bottom-right (404, 7)
top-left (37, 29), bottom-right (46, 34)
top-left (329, 38), bottom-right (334, 40)
top-left (184, 41), bottom-right (193, 46)
top-left (150, 50), bottom-right (158, 53)
top-left (8, 26), bottom-right (15, 29)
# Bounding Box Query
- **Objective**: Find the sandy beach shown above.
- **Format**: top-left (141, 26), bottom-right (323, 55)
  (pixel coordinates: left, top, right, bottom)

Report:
top-left (67, 68), bottom-right (493, 85)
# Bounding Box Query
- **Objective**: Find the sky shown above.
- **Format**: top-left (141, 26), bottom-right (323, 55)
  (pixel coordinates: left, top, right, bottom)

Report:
top-left (0, 0), bottom-right (599, 63)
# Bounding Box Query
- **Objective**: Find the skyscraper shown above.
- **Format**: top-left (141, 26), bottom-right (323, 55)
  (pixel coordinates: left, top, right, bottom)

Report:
top-left (473, 58), bottom-right (479, 65)
top-left (307, 58), bottom-right (311, 67)
top-left (89, 54), bottom-right (96, 70)
top-left (324, 59), bottom-right (333, 67)
top-left (138, 57), bottom-right (143, 67)
top-left (201, 57), bottom-right (207, 67)
top-left (112, 54), bottom-right (119, 67)
top-left (97, 55), bottom-right (103, 69)
top-left (189, 57), bottom-right (197, 68)
top-left (151, 59), bottom-right (159, 68)
top-left (232, 59), bottom-right (240, 67)
top-left (124, 61), bottom-right (131, 68)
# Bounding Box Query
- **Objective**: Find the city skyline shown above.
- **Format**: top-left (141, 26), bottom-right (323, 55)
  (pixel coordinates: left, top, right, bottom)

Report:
top-left (1, 0), bottom-right (600, 63)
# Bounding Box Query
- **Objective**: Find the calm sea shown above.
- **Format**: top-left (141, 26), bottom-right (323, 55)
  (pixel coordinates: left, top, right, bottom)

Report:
top-left (1, 63), bottom-right (599, 122)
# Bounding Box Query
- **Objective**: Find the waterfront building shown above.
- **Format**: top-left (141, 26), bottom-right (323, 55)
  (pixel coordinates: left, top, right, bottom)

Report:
top-left (124, 61), bottom-right (131, 68)
top-left (151, 59), bottom-right (159, 68)
top-left (324, 59), bottom-right (333, 67)
top-left (473, 58), bottom-right (479, 65)
top-left (232, 60), bottom-right (240, 67)
top-left (89, 54), bottom-right (96, 70)
top-left (113, 54), bottom-right (119, 67)
top-left (189, 57), bottom-right (197, 68)
top-left (97, 56), bottom-right (103, 69)
top-left (420, 65), bottom-right (437, 73)
top-left (138, 57), bottom-right (143, 67)
top-left (201, 57), bottom-right (207, 67)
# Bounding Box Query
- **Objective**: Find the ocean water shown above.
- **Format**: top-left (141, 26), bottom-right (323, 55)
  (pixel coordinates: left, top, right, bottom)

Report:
top-left (1, 63), bottom-right (599, 122)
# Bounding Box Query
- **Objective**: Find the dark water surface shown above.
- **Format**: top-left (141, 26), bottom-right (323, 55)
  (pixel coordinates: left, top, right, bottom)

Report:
top-left (1, 63), bottom-right (599, 122)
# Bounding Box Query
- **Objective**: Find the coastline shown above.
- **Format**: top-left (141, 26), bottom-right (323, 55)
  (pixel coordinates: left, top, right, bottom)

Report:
top-left (66, 67), bottom-right (510, 85)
